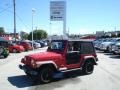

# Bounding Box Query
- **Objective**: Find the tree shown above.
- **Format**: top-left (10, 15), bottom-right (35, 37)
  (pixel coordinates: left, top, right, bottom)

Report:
top-left (28, 29), bottom-right (48, 40)
top-left (20, 31), bottom-right (29, 40)
top-left (0, 27), bottom-right (5, 34)
top-left (111, 34), bottom-right (117, 38)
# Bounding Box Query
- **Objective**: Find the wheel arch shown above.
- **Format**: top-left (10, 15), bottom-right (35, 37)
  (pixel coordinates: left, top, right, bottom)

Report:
top-left (36, 61), bottom-right (58, 71)
top-left (82, 56), bottom-right (97, 67)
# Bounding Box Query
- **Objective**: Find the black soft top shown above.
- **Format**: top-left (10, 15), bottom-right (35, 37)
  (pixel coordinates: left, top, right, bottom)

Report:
top-left (52, 39), bottom-right (93, 42)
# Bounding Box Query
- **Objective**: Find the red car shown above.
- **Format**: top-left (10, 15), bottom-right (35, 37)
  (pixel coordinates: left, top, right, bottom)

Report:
top-left (0, 41), bottom-right (24, 53)
top-left (19, 39), bottom-right (98, 83)
top-left (9, 43), bottom-right (25, 53)
top-left (16, 41), bottom-right (33, 51)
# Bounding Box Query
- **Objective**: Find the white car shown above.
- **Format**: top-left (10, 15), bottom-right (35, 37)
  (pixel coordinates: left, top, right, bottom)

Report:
top-left (112, 42), bottom-right (120, 54)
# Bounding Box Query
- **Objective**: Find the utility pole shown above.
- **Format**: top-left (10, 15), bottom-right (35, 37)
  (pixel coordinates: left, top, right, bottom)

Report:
top-left (32, 8), bottom-right (36, 50)
top-left (36, 27), bottom-right (37, 40)
top-left (13, 0), bottom-right (16, 41)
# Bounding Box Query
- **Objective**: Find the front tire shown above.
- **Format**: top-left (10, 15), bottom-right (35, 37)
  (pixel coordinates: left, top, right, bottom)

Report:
top-left (39, 67), bottom-right (53, 83)
top-left (82, 61), bottom-right (94, 75)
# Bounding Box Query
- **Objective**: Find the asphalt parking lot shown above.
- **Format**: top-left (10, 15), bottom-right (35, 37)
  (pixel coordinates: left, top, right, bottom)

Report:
top-left (0, 49), bottom-right (120, 90)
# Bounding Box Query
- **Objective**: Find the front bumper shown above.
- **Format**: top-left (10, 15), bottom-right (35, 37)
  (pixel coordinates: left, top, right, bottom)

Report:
top-left (19, 65), bottom-right (38, 76)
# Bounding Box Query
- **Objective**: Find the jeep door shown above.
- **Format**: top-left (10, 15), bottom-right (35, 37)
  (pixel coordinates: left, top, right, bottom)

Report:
top-left (65, 41), bottom-right (81, 69)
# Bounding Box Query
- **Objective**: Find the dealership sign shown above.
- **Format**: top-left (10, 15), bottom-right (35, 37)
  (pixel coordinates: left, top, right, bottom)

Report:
top-left (50, 1), bottom-right (66, 21)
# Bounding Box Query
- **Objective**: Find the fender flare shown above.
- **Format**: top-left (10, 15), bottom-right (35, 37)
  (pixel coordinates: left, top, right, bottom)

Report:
top-left (82, 56), bottom-right (97, 66)
top-left (36, 61), bottom-right (58, 69)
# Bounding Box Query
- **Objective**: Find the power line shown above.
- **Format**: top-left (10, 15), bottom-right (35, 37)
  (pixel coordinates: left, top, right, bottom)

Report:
top-left (16, 14), bottom-right (31, 30)
top-left (0, 7), bottom-right (30, 31)
top-left (0, 5), bottom-right (13, 13)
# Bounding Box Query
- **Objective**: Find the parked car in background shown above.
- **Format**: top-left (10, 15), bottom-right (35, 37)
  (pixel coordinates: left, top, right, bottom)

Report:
top-left (111, 42), bottom-right (120, 54)
top-left (99, 38), bottom-right (120, 52)
top-left (8, 43), bottom-right (25, 53)
top-left (15, 41), bottom-right (33, 51)
top-left (36, 41), bottom-right (45, 47)
top-left (42, 40), bottom-right (48, 46)
top-left (107, 38), bottom-right (120, 53)
top-left (0, 46), bottom-right (9, 58)
top-left (94, 39), bottom-right (108, 50)
top-left (25, 40), bottom-right (41, 49)
top-left (0, 40), bottom-right (24, 53)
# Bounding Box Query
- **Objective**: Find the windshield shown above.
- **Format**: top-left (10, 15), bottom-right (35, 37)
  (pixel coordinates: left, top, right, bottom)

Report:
top-left (48, 41), bottom-right (65, 52)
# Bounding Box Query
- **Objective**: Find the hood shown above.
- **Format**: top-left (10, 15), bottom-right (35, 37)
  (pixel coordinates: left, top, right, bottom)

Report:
top-left (27, 51), bottom-right (62, 61)
top-left (102, 42), bottom-right (113, 45)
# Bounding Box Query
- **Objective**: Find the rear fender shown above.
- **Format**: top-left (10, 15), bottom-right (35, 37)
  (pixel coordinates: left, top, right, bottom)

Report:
top-left (82, 56), bottom-right (97, 66)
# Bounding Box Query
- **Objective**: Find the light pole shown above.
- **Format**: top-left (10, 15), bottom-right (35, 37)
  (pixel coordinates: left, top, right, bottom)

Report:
top-left (49, 22), bottom-right (52, 41)
top-left (13, 0), bottom-right (16, 41)
top-left (32, 8), bottom-right (36, 50)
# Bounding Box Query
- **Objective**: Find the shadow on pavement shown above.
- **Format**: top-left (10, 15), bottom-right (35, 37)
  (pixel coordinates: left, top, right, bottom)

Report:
top-left (109, 55), bottom-right (120, 59)
top-left (104, 53), bottom-right (114, 55)
top-left (96, 50), bottom-right (104, 53)
top-left (8, 71), bottom-right (86, 88)
top-left (8, 75), bottom-right (33, 88)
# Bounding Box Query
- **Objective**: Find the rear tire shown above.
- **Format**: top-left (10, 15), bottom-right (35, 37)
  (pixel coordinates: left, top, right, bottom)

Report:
top-left (82, 61), bottom-right (94, 75)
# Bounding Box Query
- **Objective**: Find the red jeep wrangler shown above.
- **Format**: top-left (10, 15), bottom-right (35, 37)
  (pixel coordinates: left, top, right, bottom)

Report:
top-left (19, 39), bottom-right (98, 83)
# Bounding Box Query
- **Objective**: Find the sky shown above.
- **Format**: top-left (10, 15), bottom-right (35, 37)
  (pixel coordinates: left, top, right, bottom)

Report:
top-left (1, 0), bottom-right (120, 35)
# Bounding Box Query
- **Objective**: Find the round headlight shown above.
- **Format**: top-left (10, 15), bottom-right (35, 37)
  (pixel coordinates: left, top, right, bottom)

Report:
top-left (31, 59), bottom-right (35, 64)
top-left (31, 59), bottom-right (37, 67)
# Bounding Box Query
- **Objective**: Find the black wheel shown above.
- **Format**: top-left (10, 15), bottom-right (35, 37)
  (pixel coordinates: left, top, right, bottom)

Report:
top-left (82, 61), bottom-right (94, 75)
top-left (39, 67), bottom-right (53, 83)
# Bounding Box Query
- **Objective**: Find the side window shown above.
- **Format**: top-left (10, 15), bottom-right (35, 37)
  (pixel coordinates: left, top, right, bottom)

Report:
top-left (81, 42), bottom-right (95, 54)
top-left (67, 42), bottom-right (73, 52)
top-left (67, 41), bottom-right (80, 52)
top-left (73, 42), bottom-right (80, 51)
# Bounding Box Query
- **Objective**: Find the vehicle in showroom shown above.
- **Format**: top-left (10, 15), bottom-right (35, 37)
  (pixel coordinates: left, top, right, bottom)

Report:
top-left (0, 46), bottom-right (9, 58)
top-left (19, 39), bottom-right (98, 83)
top-left (0, 40), bottom-right (25, 53)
